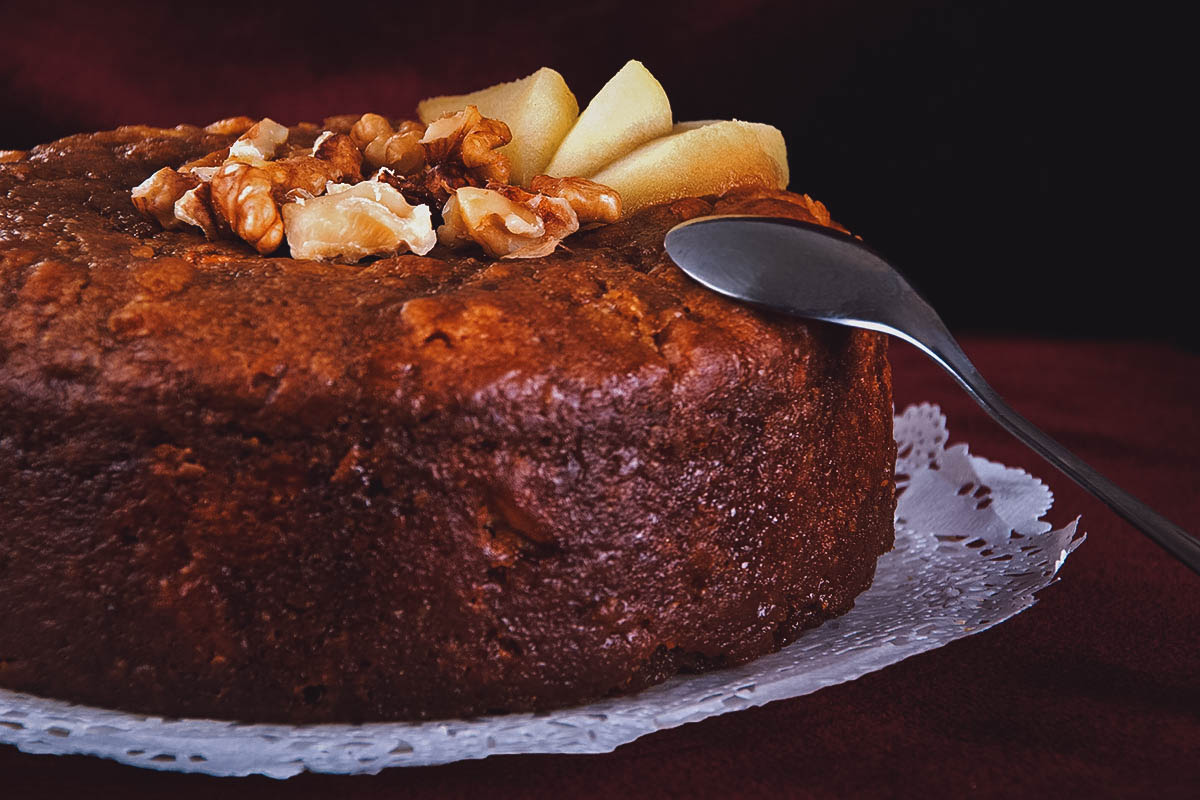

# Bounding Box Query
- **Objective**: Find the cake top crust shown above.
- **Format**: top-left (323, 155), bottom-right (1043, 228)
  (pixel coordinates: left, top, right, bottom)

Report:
top-left (1, 124), bottom-right (839, 436)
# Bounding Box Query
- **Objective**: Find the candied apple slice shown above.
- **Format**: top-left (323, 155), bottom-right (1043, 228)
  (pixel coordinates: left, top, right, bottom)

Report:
top-left (589, 120), bottom-right (789, 214)
top-left (417, 68), bottom-right (578, 187)
top-left (543, 59), bottom-right (672, 179)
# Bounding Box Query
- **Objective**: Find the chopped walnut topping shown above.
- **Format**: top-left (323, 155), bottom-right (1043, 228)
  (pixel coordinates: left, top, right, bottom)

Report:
top-left (131, 108), bottom-right (621, 261)
top-left (420, 105), bottom-right (512, 184)
top-left (180, 148), bottom-right (229, 172)
top-left (310, 132), bottom-right (365, 184)
top-left (210, 162), bottom-right (284, 253)
top-left (397, 120), bottom-right (425, 137)
top-left (530, 175), bottom-right (622, 224)
top-left (179, 148), bottom-right (230, 184)
top-left (131, 167), bottom-right (201, 230)
top-left (282, 176), bottom-right (436, 262)
top-left (361, 107), bottom-right (517, 209)
top-left (439, 184), bottom-right (579, 259)
top-left (350, 113), bottom-right (426, 175)
top-left (372, 164), bottom-right (463, 212)
top-left (320, 114), bottom-right (363, 134)
top-left (174, 183), bottom-right (225, 240)
top-left (228, 117), bottom-right (290, 163)
top-left (365, 129), bottom-right (425, 175)
top-left (438, 188), bottom-right (538, 251)
top-left (349, 113), bottom-right (392, 149)
top-left (184, 166), bottom-right (221, 184)
top-left (204, 116), bottom-right (257, 136)
top-left (367, 108), bottom-right (513, 212)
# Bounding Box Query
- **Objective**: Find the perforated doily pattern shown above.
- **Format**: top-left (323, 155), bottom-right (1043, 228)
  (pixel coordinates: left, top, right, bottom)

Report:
top-left (1, 404), bottom-right (1084, 778)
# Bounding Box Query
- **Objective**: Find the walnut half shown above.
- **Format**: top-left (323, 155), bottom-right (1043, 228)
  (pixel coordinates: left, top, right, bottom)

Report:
top-left (210, 162), bottom-right (284, 253)
top-left (131, 167), bottom-right (200, 230)
top-left (174, 183), bottom-right (226, 240)
top-left (438, 184), bottom-right (579, 259)
top-left (350, 113), bottom-right (426, 175)
top-left (529, 175), bottom-right (621, 224)
top-left (282, 175), bottom-right (436, 262)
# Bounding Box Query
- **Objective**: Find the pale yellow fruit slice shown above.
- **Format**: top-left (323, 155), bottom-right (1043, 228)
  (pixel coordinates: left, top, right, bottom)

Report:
top-left (672, 121), bottom-right (790, 190)
top-left (700, 119), bottom-right (792, 190)
top-left (590, 120), bottom-right (789, 214)
top-left (543, 59), bottom-right (672, 179)
top-left (417, 68), bottom-right (579, 186)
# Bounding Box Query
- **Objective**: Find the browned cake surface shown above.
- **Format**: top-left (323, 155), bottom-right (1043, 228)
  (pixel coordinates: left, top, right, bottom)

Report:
top-left (0, 124), bottom-right (895, 723)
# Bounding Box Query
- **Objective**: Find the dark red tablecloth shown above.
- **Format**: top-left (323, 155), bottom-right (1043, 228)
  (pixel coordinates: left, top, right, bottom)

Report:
top-left (4, 337), bottom-right (1198, 797)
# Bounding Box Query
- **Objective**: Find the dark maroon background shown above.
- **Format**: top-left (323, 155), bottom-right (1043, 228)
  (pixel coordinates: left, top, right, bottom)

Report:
top-left (3, 0), bottom-right (1197, 795)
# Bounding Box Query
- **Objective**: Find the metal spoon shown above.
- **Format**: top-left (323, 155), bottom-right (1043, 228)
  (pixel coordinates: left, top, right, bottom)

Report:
top-left (665, 215), bottom-right (1200, 575)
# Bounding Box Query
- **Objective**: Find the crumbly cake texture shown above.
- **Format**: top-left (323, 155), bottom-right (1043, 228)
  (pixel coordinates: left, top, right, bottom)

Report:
top-left (0, 124), bottom-right (896, 723)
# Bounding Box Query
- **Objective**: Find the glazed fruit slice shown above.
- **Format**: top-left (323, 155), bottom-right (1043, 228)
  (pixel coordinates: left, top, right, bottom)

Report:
top-left (589, 120), bottom-right (789, 214)
top-left (417, 68), bottom-right (579, 186)
top-left (543, 59), bottom-right (672, 179)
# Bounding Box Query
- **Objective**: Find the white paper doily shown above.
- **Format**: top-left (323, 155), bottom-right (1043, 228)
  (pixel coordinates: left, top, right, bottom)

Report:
top-left (1, 404), bottom-right (1084, 778)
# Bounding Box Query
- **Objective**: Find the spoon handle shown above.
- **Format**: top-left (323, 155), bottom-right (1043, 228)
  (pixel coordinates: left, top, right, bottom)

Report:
top-left (906, 332), bottom-right (1200, 574)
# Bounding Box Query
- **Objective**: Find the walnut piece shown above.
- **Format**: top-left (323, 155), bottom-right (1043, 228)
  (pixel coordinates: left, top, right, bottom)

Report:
top-left (350, 113), bottom-right (426, 175)
top-left (420, 105), bottom-right (512, 184)
top-left (174, 183), bottom-right (225, 240)
top-left (309, 132), bottom-right (365, 186)
top-left (204, 116), bottom-right (257, 136)
top-left (210, 162), bottom-right (284, 253)
top-left (179, 148), bottom-right (230, 184)
top-left (131, 167), bottom-right (201, 230)
top-left (371, 164), bottom-right (462, 213)
top-left (282, 176), bottom-right (436, 262)
top-left (438, 184), bottom-right (579, 259)
top-left (349, 113), bottom-right (392, 149)
top-left (180, 148), bottom-right (229, 171)
top-left (529, 175), bottom-right (621, 224)
top-left (365, 129), bottom-right (425, 175)
top-left (228, 117), bottom-right (290, 163)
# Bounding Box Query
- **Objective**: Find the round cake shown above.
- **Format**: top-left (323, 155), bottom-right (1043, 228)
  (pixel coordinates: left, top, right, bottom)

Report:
top-left (0, 123), bottom-right (895, 723)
